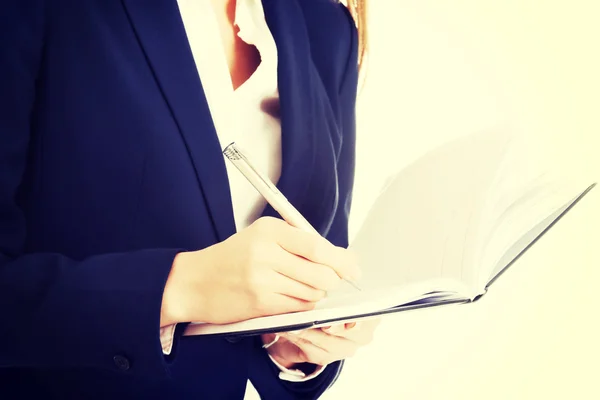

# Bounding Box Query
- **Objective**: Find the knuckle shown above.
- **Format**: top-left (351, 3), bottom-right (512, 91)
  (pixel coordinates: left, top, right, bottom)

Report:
top-left (254, 216), bottom-right (270, 226)
top-left (253, 216), bottom-right (276, 232)
top-left (308, 238), bottom-right (326, 261)
top-left (268, 216), bottom-right (285, 228)
top-left (249, 218), bottom-right (262, 232)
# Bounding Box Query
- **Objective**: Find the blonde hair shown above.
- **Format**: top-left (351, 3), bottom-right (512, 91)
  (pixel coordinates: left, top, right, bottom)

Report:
top-left (345, 0), bottom-right (368, 81)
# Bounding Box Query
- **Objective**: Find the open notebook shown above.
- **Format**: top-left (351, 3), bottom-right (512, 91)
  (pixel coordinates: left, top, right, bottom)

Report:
top-left (184, 129), bottom-right (596, 337)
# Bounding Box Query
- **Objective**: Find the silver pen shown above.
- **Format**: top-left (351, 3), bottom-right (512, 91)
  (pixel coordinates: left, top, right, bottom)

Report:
top-left (223, 142), bottom-right (362, 291)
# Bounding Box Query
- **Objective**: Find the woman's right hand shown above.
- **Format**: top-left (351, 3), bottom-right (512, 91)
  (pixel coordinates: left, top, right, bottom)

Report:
top-left (160, 217), bottom-right (361, 326)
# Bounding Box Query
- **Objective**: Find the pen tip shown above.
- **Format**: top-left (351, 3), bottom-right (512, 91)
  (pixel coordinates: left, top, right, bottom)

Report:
top-left (346, 279), bottom-right (362, 291)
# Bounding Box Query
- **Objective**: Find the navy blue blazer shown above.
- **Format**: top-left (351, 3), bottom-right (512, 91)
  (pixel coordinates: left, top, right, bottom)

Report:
top-left (0, 0), bottom-right (358, 399)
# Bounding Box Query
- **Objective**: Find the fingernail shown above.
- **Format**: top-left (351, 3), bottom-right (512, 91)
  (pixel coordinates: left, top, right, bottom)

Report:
top-left (287, 330), bottom-right (302, 335)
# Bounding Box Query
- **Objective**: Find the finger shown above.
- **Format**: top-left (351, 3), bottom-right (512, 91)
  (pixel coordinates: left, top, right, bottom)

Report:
top-left (276, 225), bottom-right (361, 282)
top-left (324, 326), bottom-right (364, 343)
top-left (260, 293), bottom-right (316, 316)
top-left (321, 323), bottom-right (346, 336)
top-left (272, 271), bottom-right (327, 302)
top-left (286, 328), bottom-right (357, 357)
top-left (272, 253), bottom-right (342, 292)
top-left (289, 339), bottom-right (336, 366)
top-left (321, 319), bottom-right (363, 335)
top-left (323, 320), bottom-right (379, 345)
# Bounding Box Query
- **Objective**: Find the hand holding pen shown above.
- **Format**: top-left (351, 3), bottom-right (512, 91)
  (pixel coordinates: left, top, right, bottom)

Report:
top-left (163, 142), bottom-right (361, 328)
top-left (165, 215), bottom-right (361, 327)
top-left (160, 142), bottom-right (362, 329)
top-left (223, 142), bottom-right (362, 291)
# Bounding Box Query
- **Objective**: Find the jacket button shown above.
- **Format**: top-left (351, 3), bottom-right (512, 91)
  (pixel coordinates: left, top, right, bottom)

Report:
top-left (113, 355), bottom-right (130, 371)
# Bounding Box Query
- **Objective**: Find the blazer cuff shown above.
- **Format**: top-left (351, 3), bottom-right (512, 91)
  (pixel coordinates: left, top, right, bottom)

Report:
top-left (267, 354), bottom-right (328, 382)
top-left (160, 324), bottom-right (177, 355)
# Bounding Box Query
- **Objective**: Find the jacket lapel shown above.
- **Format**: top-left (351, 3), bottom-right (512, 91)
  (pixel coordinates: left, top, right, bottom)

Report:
top-left (261, 0), bottom-right (342, 234)
top-left (122, 0), bottom-right (341, 240)
top-left (122, 0), bottom-right (236, 242)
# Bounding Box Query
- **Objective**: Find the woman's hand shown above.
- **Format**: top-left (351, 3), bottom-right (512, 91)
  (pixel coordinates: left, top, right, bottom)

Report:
top-left (161, 216), bottom-right (361, 326)
top-left (261, 318), bottom-right (381, 369)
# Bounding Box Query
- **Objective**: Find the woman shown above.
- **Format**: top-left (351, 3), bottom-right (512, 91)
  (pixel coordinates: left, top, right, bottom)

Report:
top-left (0, 0), bottom-right (379, 398)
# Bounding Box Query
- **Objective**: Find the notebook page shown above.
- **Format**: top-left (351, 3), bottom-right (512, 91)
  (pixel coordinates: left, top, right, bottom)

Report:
top-left (479, 180), bottom-right (592, 289)
top-left (471, 130), bottom-right (593, 288)
top-left (346, 130), bottom-right (511, 296)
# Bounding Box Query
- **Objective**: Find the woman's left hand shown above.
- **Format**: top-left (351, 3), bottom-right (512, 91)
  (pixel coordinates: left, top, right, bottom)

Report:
top-left (262, 317), bottom-right (381, 369)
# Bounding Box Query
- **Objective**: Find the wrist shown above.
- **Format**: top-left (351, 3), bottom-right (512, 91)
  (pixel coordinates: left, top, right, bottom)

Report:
top-left (161, 252), bottom-right (194, 326)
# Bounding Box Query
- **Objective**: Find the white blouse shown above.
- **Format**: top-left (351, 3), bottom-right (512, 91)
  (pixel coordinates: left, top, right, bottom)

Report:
top-left (160, 0), bottom-right (328, 387)
top-left (177, 0), bottom-right (282, 232)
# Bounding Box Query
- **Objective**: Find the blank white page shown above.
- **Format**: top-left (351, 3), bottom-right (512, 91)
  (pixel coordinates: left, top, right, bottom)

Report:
top-left (347, 129), bottom-right (512, 294)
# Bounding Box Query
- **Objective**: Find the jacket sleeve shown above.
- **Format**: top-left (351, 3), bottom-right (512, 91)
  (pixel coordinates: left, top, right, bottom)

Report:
top-left (0, 0), bottom-right (183, 380)
top-left (249, 3), bottom-right (360, 399)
